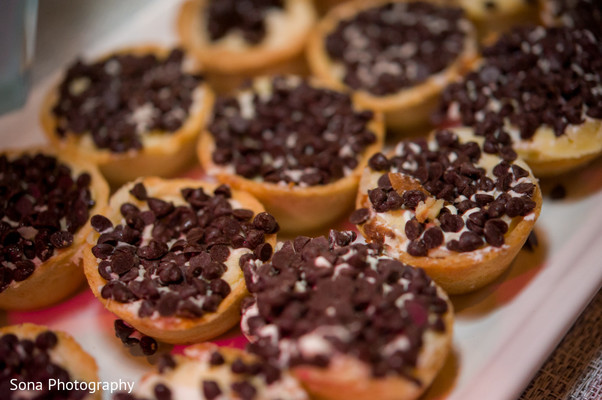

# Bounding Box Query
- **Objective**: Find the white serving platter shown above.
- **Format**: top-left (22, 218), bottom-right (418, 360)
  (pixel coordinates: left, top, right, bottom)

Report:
top-left (0, 2), bottom-right (601, 400)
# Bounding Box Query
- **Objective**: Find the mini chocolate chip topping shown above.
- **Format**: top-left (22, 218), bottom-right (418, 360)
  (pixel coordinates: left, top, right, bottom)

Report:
top-left (114, 319), bottom-right (158, 356)
top-left (0, 153), bottom-right (94, 293)
top-left (208, 76), bottom-right (377, 186)
top-left (115, 348), bottom-right (289, 400)
top-left (437, 26), bottom-right (602, 141)
top-left (324, 2), bottom-right (469, 96)
top-left (242, 230), bottom-right (449, 380)
top-left (52, 48), bottom-right (203, 153)
top-left (0, 330), bottom-right (87, 400)
top-left (92, 183), bottom-right (278, 319)
top-left (357, 130), bottom-right (537, 255)
top-left (548, 0), bottom-right (602, 38)
top-left (206, 0), bottom-right (284, 45)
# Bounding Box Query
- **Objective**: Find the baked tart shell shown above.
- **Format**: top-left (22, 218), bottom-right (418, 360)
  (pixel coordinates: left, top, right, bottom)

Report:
top-left (82, 177), bottom-right (276, 344)
top-left (40, 45), bottom-right (215, 187)
top-left (0, 147), bottom-right (109, 310)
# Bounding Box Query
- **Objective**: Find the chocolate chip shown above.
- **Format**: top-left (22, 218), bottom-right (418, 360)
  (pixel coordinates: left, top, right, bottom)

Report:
top-left (148, 198), bottom-right (175, 218)
top-left (404, 218), bottom-right (424, 241)
top-left (233, 209), bottom-right (254, 221)
top-left (407, 239), bottom-right (428, 257)
top-left (130, 183), bottom-right (148, 201)
top-left (140, 336), bottom-right (158, 356)
top-left (48, 230), bottom-right (73, 249)
top-left (210, 245), bottom-right (230, 263)
top-left (423, 227), bottom-right (444, 249)
top-left (253, 212), bottom-right (279, 234)
top-left (156, 293), bottom-right (180, 316)
top-left (202, 380), bottom-right (222, 400)
top-left (349, 208), bottom-right (370, 225)
top-left (402, 190), bottom-right (427, 209)
top-left (91, 215), bottom-right (113, 232)
top-left (231, 381), bottom-right (257, 400)
top-left (368, 153), bottom-right (390, 171)
top-left (254, 243), bottom-right (273, 262)
top-left (231, 358), bottom-right (248, 374)
top-left (13, 260), bottom-right (35, 282)
top-left (158, 354), bottom-right (176, 373)
top-left (114, 319), bottom-right (135, 342)
top-left (209, 351), bottom-right (225, 366)
top-left (439, 213), bottom-right (464, 232)
top-left (484, 219), bottom-right (508, 247)
top-left (35, 331), bottom-right (58, 350)
top-left (458, 231), bottom-right (483, 252)
top-left (153, 383), bottom-right (171, 400)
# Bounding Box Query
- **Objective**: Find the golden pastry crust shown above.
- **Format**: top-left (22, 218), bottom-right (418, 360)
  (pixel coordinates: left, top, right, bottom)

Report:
top-left (510, 114), bottom-right (602, 177)
top-left (0, 323), bottom-right (100, 400)
top-left (291, 301), bottom-right (453, 400)
top-left (197, 76), bottom-right (385, 235)
top-left (356, 128), bottom-right (543, 294)
top-left (457, 0), bottom-right (539, 37)
top-left (82, 177), bottom-right (276, 344)
top-left (0, 147), bottom-right (109, 310)
top-left (40, 45), bottom-right (215, 187)
top-left (306, 0), bottom-right (478, 132)
top-left (177, 0), bottom-right (316, 74)
top-left (133, 344), bottom-right (309, 400)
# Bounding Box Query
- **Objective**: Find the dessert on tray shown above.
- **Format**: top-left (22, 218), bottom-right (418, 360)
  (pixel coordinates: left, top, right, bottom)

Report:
top-left (198, 75), bottom-right (384, 234)
top-left (307, 0), bottom-right (478, 131)
top-left (436, 26), bottom-right (602, 176)
top-left (41, 46), bottom-right (214, 186)
top-left (0, 148), bottom-right (108, 310)
top-left (353, 128), bottom-right (542, 294)
top-left (241, 230), bottom-right (453, 400)
top-left (115, 344), bottom-right (308, 400)
top-left (177, 0), bottom-right (317, 93)
top-left (82, 178), bottom-right (277, 344)
top-left (0, 323), bottom-right (100, 400)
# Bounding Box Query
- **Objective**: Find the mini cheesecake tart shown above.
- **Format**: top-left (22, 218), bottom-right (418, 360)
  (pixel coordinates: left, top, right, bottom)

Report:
top-left (436, 26), bottom-right (602, 176)
top-left (539, 0), bottom-right (602, 38)
top-left (0, 148), bottom-right (109, 310)
top-left (41, 45), bottom-right (215, 186)
top-left (306, 0), bottom-right (478, 132)
top-left (241, 231), bottom-right (453, 400)
top-left (353, 127), bottom-right (542, 294)
top-left (198, 75), bottom-right (384, 234)
top-left (82, 178), bottom-right (278, 344)
top-left (177, 0), bottom-right (317, 93)
top-left (115, 344), bottom-right (308, 400)
top-left (0, 323), bottom-right (100, 400)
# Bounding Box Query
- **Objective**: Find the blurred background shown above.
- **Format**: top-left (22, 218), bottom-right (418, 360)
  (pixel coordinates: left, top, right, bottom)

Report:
top-left (0, 0), bottom-right (157, 115)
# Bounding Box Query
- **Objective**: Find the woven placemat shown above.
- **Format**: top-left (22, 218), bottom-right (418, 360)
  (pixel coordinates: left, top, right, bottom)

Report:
top-left (519, 289), bottom-right (602, 400)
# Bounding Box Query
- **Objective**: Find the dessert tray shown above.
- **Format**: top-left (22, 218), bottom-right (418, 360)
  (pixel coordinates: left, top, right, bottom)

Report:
top-left (0, 1), bottom-right (601, 399)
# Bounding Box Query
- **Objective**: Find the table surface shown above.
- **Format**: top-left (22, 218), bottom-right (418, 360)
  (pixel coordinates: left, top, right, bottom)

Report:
top-left (2, 1), bottom-right (602, 399)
